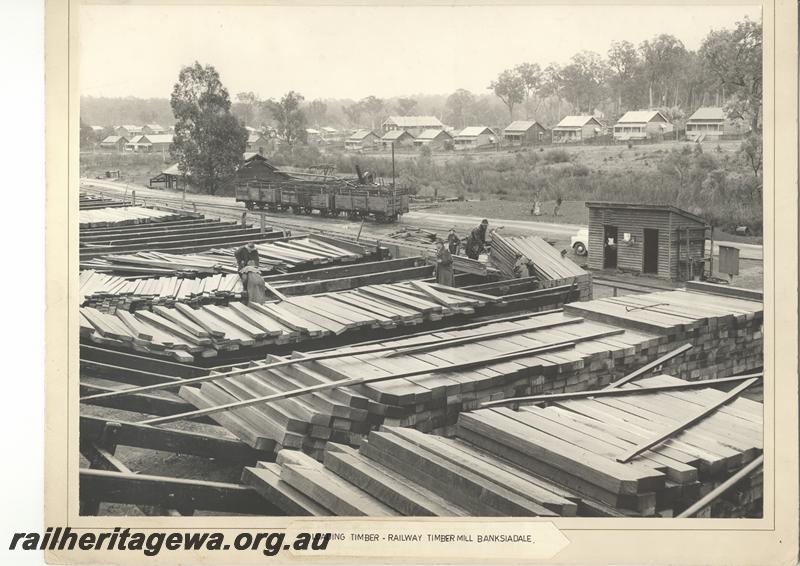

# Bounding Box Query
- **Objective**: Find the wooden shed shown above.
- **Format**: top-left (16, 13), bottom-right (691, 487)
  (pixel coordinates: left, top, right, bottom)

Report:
top-left (585, 202), bottom-right (711, 281)
top-left (236, 153), bottom-right (290, 183)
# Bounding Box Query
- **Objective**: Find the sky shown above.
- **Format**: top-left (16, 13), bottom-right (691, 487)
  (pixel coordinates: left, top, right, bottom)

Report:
top-left (80, 4), bottom-right (761, 101)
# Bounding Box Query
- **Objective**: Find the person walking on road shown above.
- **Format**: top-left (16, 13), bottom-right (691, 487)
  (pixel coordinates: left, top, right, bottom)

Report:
top-left (434, 239), bottom-right (455, 287)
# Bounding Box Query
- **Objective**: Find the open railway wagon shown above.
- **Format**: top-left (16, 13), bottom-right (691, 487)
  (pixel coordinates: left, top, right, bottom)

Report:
top-left (235, 179), bottom-right (410, 223)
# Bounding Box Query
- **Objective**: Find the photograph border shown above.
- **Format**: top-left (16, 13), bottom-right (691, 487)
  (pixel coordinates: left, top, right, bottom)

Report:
top-left (45, 0), bottom-right (798, 563)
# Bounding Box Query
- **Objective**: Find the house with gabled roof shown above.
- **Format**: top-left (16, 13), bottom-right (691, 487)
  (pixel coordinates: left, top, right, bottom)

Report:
top-left (143, 124), bottom-right (166, 135)
top-left (115, 125), bottom-right (142, 139)
top-left (246, 133), bottom-right (270, 154)
top-left (345, 129), bottom-right (380, 151)
top-left (99, 135), bottom-right (128, 152)
top-left (413, 129), bottom-right (453, 150)
top-left (124, 133), bottom-right (173, 153)
top-left (552, 116), bottom-right (605, 143)
top-left (685, 107), bottom-right (749, 141)
top-left (382, 115), bottom-right (444, 136)
top-left (502, 120), bottom-right (548, 145)
top-left (453, 127), bottom-right (498, 150)
top-left (379, 129), bottom-right (415, 148)
top-left (612, 110), bottom-right (673, 141)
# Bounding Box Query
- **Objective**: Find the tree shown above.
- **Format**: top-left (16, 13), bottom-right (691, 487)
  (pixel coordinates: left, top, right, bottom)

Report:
top-left (266, 91), bottom-right (308, 146)
top-left (342, 103), bottom-right (363, 128)
top-left (359, 95), bottom-right (385, 130)
top-left (607, 40), bottom-right (640, 112)
top-left (489, 69), bottom-right (525, 120)
top-left (639, 35), bottom-right (687, 108)
top-left (233, 92), bottom-right (259, 126)
top-left (444, 89), bottom-right (475, 129)
top-left (559, 51), bottom-right (607, 114)
top-left (514, 62), bottom-right (542, 102)
top-left (305, 99), bottom-right (328, 128)
top-left (700, 18), bottom-right (762, 132)
top-left (394, 97), bottom-right (418, 116)
top-left (170, 62), bottom-right (248, 195)
top-left (739, 133), bottom-right (762, 186)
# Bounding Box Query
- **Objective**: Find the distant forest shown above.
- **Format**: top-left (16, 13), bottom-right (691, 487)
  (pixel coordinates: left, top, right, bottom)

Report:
top-left (81, 17), bottom-right (760, 133)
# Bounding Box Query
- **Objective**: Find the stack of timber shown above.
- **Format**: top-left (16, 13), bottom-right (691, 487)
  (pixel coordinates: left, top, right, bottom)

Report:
top-left (451, 255), bottom-right (494, 276)
top-left (489, 234), bottom-right (592, 300)
top-left (178, 287), bottom-right (762, 456)
top-left (80, 236), bottom-right (369, 276)
top-left (490, 233), bottom-right (586, 280)
top-left (242, 374), bottom-right (762, 518)
top-left (456, 375), bottom-right (762, 517)
top-left (80, 194), bottom-right (131, 210)
top-left (79, 206), bottom-right (186, 229)
top-left (80, 281), bottom-right (500, 361)
top-left (80, 257), bottom-right (434, 312)
top-left (79, 270), bottom-right (245, 312)
top-left (563, 289), bottom-right (763, 379)
top-left (80, 219), bottom-right (287, 262)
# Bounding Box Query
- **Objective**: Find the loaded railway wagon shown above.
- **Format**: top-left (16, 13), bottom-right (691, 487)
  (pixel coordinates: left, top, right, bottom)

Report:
top-left (235, 179), bottom-right (409, 222)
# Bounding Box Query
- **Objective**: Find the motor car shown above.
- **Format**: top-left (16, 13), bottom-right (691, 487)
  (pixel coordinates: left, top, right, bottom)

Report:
top-left (571, 227), bottom-right (589, 256)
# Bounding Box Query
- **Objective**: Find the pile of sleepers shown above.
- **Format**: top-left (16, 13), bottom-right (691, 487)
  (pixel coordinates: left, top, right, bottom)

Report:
top-left (563, 290), bottom-right (764, 379)
top-left (80, 281), bottom-right (500, 362)
top-left (79, 270), bottom-right (245, 312)
top-left (80, 237), bottom-right (367, 277)
top-left (79, 206), bottom-right (186, 228)
top-left (241, 375), bottom-right (762, 517)
top-left (490, 233), bottom-right (586, 280)
top-left (177, 288), bottom-right (762, 455)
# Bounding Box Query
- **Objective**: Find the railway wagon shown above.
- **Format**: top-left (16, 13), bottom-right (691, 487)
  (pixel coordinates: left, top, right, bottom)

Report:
top-left (235, 179), bottom-right (409, 222)
top-left (333, 188), bottom-right (409, 222)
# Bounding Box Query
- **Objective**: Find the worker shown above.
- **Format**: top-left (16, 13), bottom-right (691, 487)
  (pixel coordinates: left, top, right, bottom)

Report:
top-left (240, 259), bottom-right (267, 304)
top-left (531, 200), bottom-right (542, 216)
top-left (553, 196), bottom-right (563, 217)
top-left (513, 253), bottom-right (531, 279)
top-left (434, 239), bottom-right (454, 287)
top-left (235, 242), bottom-right (259, 271)
top-left (446, 228), bottom-right (461, 255)
top-left (465, 219), bottom-right (489, 260)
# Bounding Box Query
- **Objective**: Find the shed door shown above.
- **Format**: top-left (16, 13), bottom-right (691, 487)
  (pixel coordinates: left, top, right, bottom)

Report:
top-left (603, 225), bottom-right (618, 269)
top-left (643, 228), bottom-right (659, 274)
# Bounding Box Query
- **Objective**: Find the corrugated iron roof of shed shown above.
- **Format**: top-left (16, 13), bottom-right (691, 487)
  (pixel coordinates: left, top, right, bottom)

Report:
top-left (585, 201), bottom-right (709, 226)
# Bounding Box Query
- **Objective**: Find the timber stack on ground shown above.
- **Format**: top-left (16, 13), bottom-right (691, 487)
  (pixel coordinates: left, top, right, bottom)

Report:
top-left (172, 287), bottom-right (762, 458)
top-left (241, 374), bottom-right (762, 517)
top-left (490, 233), bottom-right (593, 300)
top-left (80, 281), bottom-right (502, 362)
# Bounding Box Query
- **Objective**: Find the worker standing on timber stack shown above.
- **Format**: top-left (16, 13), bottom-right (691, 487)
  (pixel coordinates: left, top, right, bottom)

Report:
top-left (235, 242), bottom-right (259, 272)
top-left (447, 228), bottom-right (461, 255)
top-left (465, 219), bottom-right (489, 260)
top-left (434, 239), bottom-right (455, 287)
top-left (240, 259), bottom-right (267, 304)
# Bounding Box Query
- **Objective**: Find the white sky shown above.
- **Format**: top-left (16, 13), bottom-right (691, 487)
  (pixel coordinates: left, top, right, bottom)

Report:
top-left (80, 4), bottom-right (761, 100)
